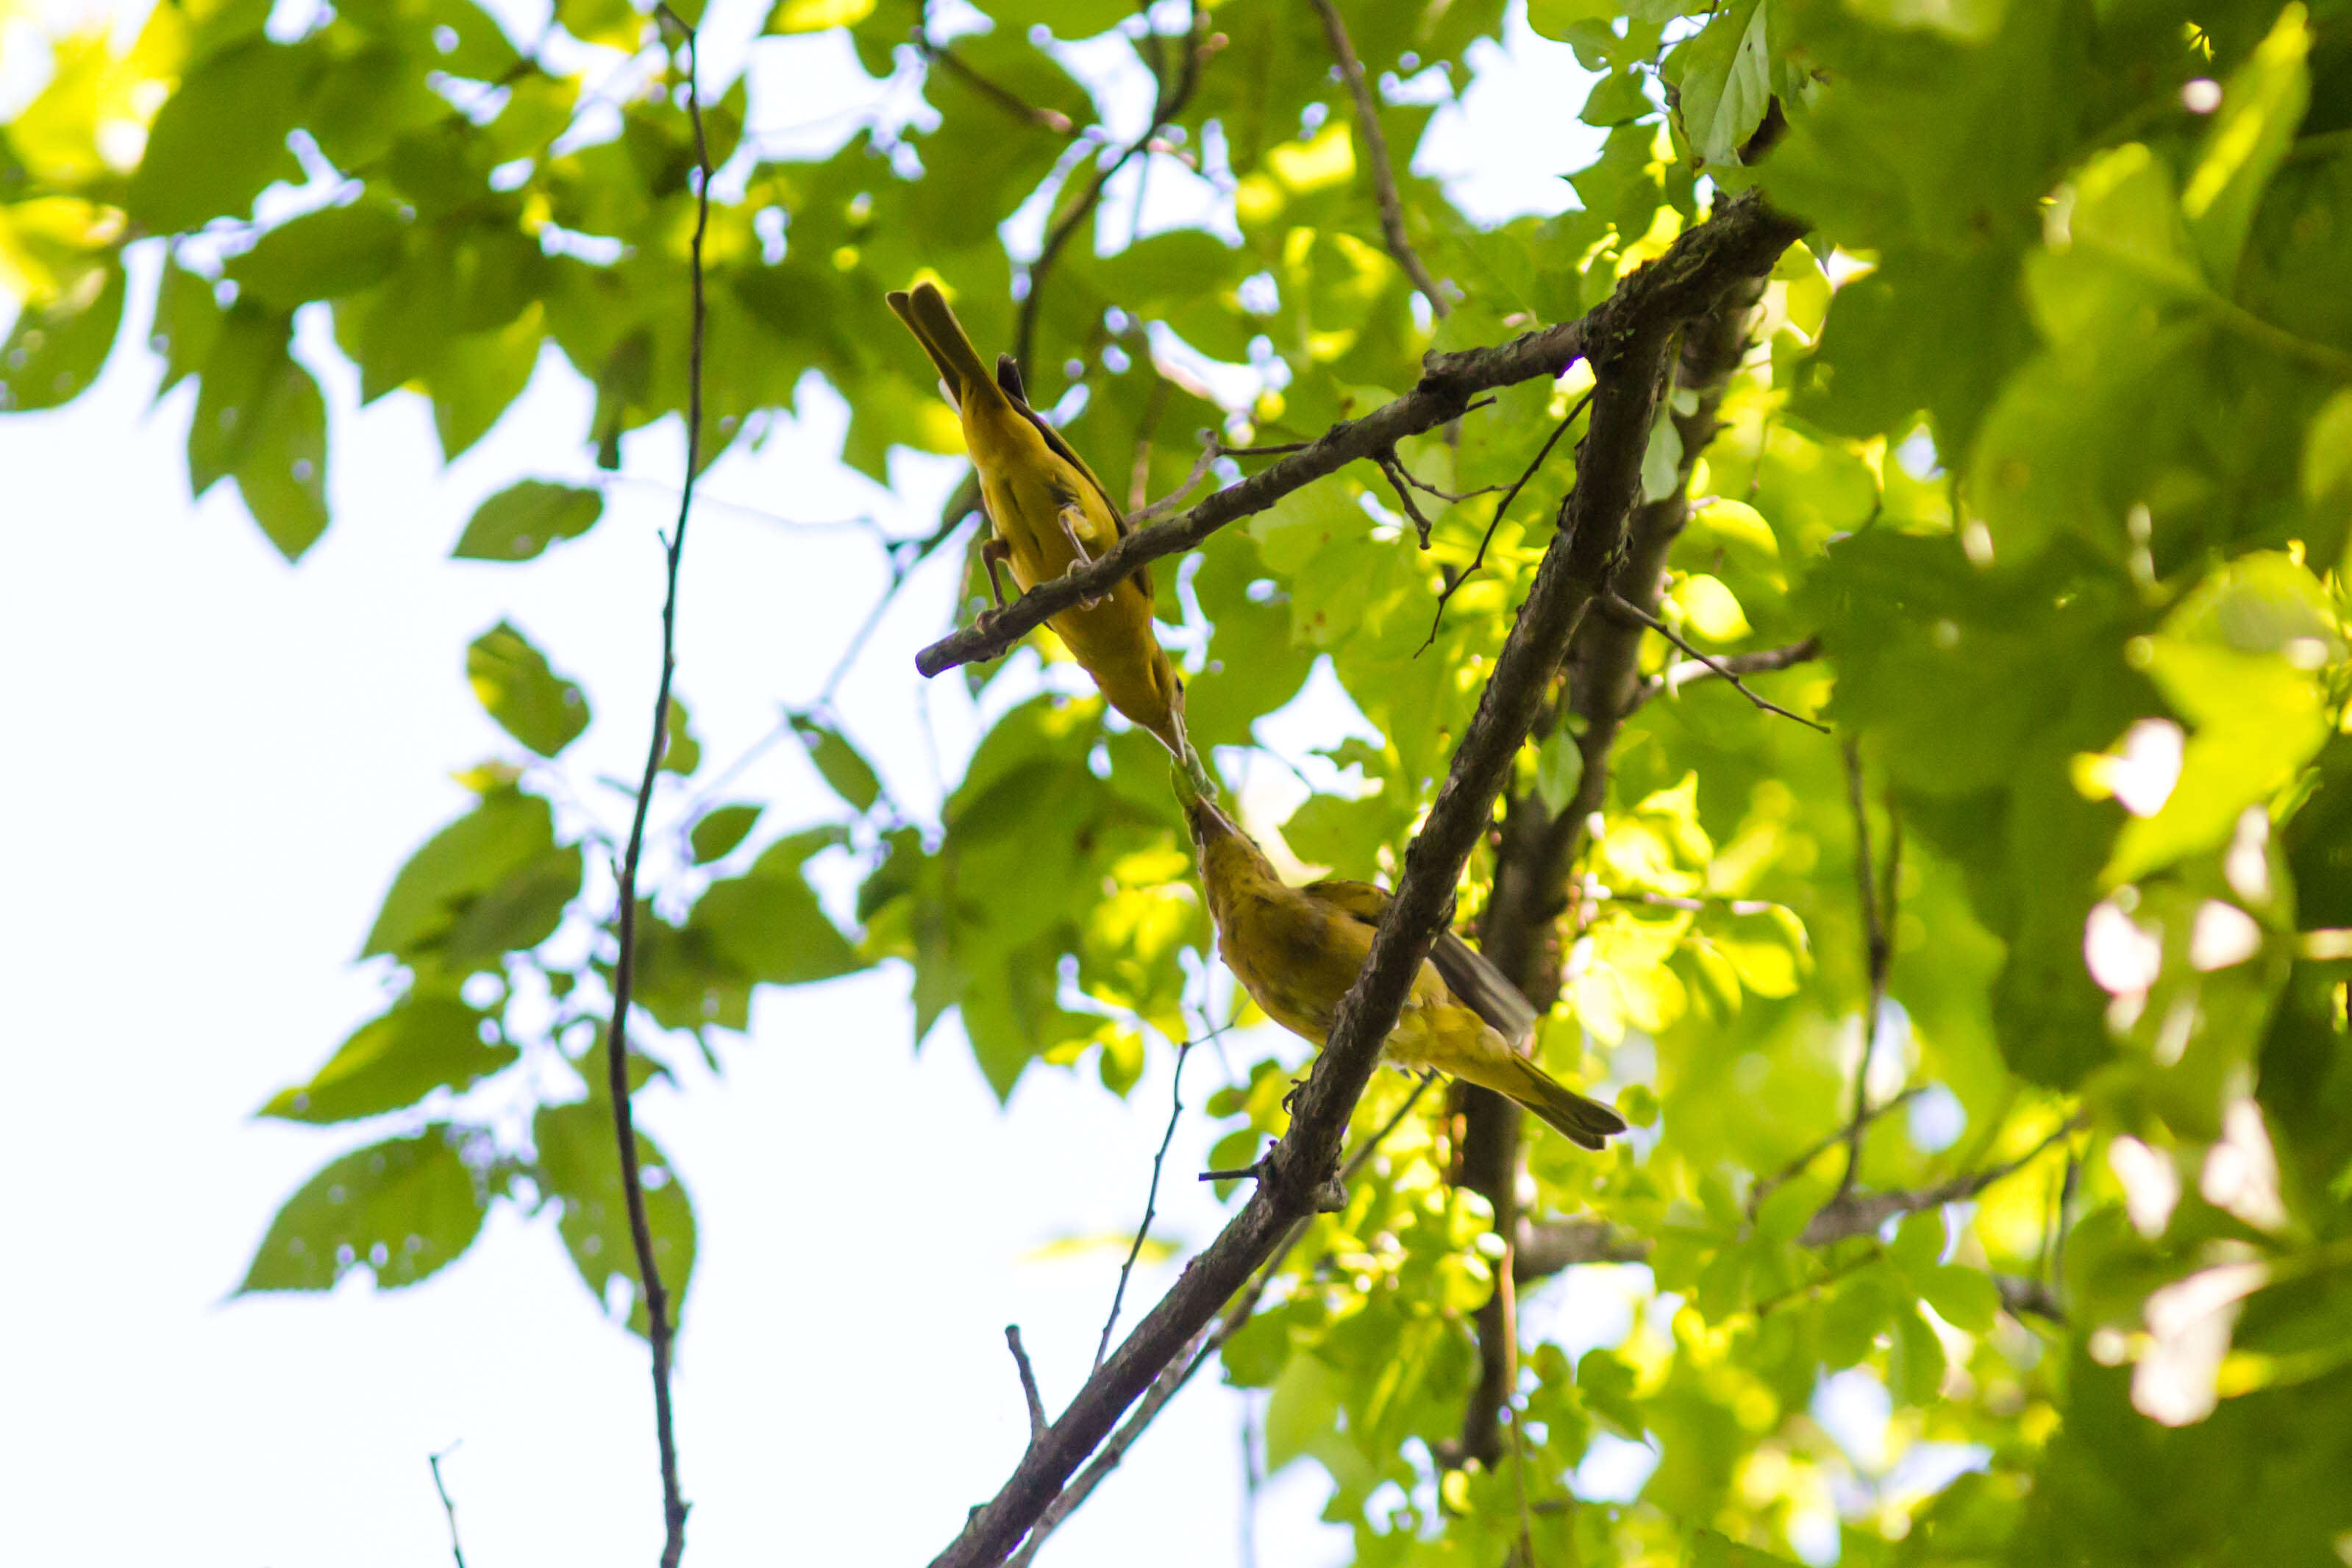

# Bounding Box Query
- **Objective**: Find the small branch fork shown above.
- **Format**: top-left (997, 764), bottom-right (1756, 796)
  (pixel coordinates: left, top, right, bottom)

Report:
top-left (926, 190), bottom-right (1806, 1568)
top-left (1005, 1327), bottom-right (1049, 1447)
top-left (1308, 0), bottom-right (1449, 315)
top-left (429, 1447), bottom-right (467, 1568)
top-left (602, 10), bottom-right (705, 1567)
top-left (1421, 393), bottom-right (1588, 652)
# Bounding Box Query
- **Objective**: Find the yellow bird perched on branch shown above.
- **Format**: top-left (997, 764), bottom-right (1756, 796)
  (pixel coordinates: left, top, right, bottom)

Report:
top-left (1175, 767), bottom-right (1628, 1150)
top-left (887, 281), bottom-right (1205, 785)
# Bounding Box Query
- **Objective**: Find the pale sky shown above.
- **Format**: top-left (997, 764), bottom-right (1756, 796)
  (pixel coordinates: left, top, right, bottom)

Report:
top-left (0, 6), bottom-right (1662, 1564)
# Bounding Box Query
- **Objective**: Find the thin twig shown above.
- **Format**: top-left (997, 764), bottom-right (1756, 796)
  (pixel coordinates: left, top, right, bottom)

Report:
top-left (1628, 635), bottom-right (1821, 710)
top-left (1834, 741), bottom-right (1896, 1200)
top-left (1003, 1075), bottom-right (1440, 1568)
top-left (1095, 1031), bottom-right (1201, 1374)
top-left (919, 37), bottom-right (1078, 136)
top-left (1420, 394), bottom-right (1586, 653)
top-left (1006, 1326), bottom-right (1049, 1447)
top-left (1749, 1088), bottom-right (1924, 1213)
top-left (1601, 595), bottom-right (1828, 730)
top-left (1308, 0), bottom-right (1448, 313)
top-left (1374, 449), bottom-right (1437, 546)
top-left (605, 13), bottom-right (706, 1567)
top-left (1126, 433), bottom-right (1223, 525)
top-left (429, 1447), bottom-right (467, 1568)
top-left (1012, 3), bottom-right (1208, 379)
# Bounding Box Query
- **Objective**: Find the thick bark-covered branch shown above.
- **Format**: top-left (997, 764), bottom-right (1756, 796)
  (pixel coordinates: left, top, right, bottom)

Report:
top-left (924, 192), bottom-right (1803, 1568)
top-left (1452, 268), bottom-right (1772, 1464)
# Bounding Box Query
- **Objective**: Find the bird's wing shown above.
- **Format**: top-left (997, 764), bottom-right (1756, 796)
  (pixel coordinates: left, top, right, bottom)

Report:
top-left (1306, 878), bottom-right (1539, 1043)
top-left (1303, 879), bottom-right (1391, 926)
top-left (994, 354), bottom-right (1153, 602)
top-left (1428, 930), bottom-right (1539, 1046)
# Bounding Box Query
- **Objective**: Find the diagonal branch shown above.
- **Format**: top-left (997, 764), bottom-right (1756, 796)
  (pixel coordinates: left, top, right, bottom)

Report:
top-left (1005, 1075), bottom-right (1441, 1568)
top-left (925, 190), bottom-right (1806, 1568)
top-left (604, 12), bottom-right (708, 1567)
top-left (1308, 0), bottom-right (1448, 314)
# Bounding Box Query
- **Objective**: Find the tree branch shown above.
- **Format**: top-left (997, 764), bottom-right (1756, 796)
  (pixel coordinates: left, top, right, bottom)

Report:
top-left (918, 38), bottom-right (1079, 138)
top-left (1011, 4), bottom-right (1210, 382)
top-left (1628, 635), bottom-right (1821, 710)
top-left (1513, 1120), bottom-right (2083, 1285)
top-left (1453, 263), bottom-right (1774, 1467)
top-left (1005, 1326), bottom-right (1048, 1447)
top-left (604, 13), bottom-right (705, 1565)
top-left (1602, 596), bottom-right (1828, 730)
top-left (1095, 1034), bottom-right (1195, 1373)
top-left (1004, 1076), bottom-right (1440, 1568)
top-left (923, 191), bottom-right (1804, 1568)
top-left (916, 197), bottom-right (1809, 680)
top-left (1308, 0), bottom-right (1448, 315)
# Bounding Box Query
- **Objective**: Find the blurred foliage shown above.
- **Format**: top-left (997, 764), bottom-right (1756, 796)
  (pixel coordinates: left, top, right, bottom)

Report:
top-left (12, 0), bottom-right (2352, 1558)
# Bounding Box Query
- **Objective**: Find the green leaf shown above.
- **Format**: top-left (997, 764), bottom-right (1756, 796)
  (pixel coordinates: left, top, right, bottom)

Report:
top-left (560, 0), bottom-right (646, 48)
top-left (466, 620), bottom-right (590, 758)
top-left (260, 994), bottom-right (516, 1123)
top-left (1891, 1207), bottom-right (1946, 1275)
top-left (1691, 1528), bottom-right (1807, 1568)
top-left (126, 39), bottom-right (305, 233)
top-left (1535, 727), bottom-right (1584, 816)
top-left (454, 480), bottom-right (604, 562)
top-left (2181, 6), bottom-right (2309, 288)
top-left (792, 714), bottom-right (881, 812)
top-left (363, 785), bottom-right (581, 968)
top-left (0, 258), bottom-right (123, 412)
top-left (1672, 0), bottom-right (1770, 168)
top-left (660, 699), bottom-right (700, 776)
top-left (239, 1130), bottom-right (485, 1292)
top-left (226, 200), bottom-right (407, 309)
top-left (1920, 1264), bottom-right (2001, 1334)
top-left (532, 1100), bottom-right (696, 1337)
top-left (766, 0), bottom-right (872, 30)
top-left (688, 803), bottom-right (763, 863)
top-left (690, 832), bottom-right (863, 987)
top-left (974, 0), bottom-right (1133, 38)
top-left (232, 349), bottom-right (331, 561)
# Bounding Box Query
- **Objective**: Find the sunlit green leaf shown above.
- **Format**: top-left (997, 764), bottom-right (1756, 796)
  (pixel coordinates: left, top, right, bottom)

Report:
top-left (239, 1130), bottom-right (485, 1292)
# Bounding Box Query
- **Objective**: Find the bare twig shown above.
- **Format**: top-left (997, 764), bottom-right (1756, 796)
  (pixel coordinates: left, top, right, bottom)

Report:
top-left (603, 13), bottom-right (706, 1567)
top-left (927, 192), bottom-right (1807, 1568)
top-left (429, 1447), bottom-right (467, 1568)
top-left (1512, 1122), bottom-right (2084, 1289)
top-left (1006, 1326), bottom-right (1049, 1447)
top-left (1834, 741), bottom-right (1897, 1200)
top-left (1375, 449), bottom-right (1438, 546)
top-left (1749, 1088), bottom-right (1925, 1213)
top-left (1603, 595), bottom-right (1828, 730)
top-left (919, 37), bottom-right (1078, 136)
top-left (1308, 0), bottom-right (1448, 313)
top-left (1096, 1032), bottom-right (1200, 1374)
top-left (1012, 4), bottom-right (1209, 380)
top-left (1420, 393), bottom-right (1586, 653)
top-left (1126, 433), bottom-right (1224, 525)
top-left (1628, 635), bottom-right (1821, 710)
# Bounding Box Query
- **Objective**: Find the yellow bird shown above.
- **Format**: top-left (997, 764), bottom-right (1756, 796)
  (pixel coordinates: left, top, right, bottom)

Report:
top-left (1175, 767), bottom-right (1628, 1150)
top-left (887, 281), bottom-right (1203, 783)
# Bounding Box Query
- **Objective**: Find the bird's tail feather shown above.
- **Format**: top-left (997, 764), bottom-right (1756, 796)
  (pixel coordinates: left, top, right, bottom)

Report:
top-left (1494, 1054), bottom-right (1628, 1151)
top-left (886, 282), bottom-right (1003, 411)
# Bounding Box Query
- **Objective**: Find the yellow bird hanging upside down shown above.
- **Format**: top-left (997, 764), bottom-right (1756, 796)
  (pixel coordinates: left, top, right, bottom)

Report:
top-left (1175, 767), bottom-right (1629, 1150)
top-left (887, 281), bottom-right (1207, 787)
